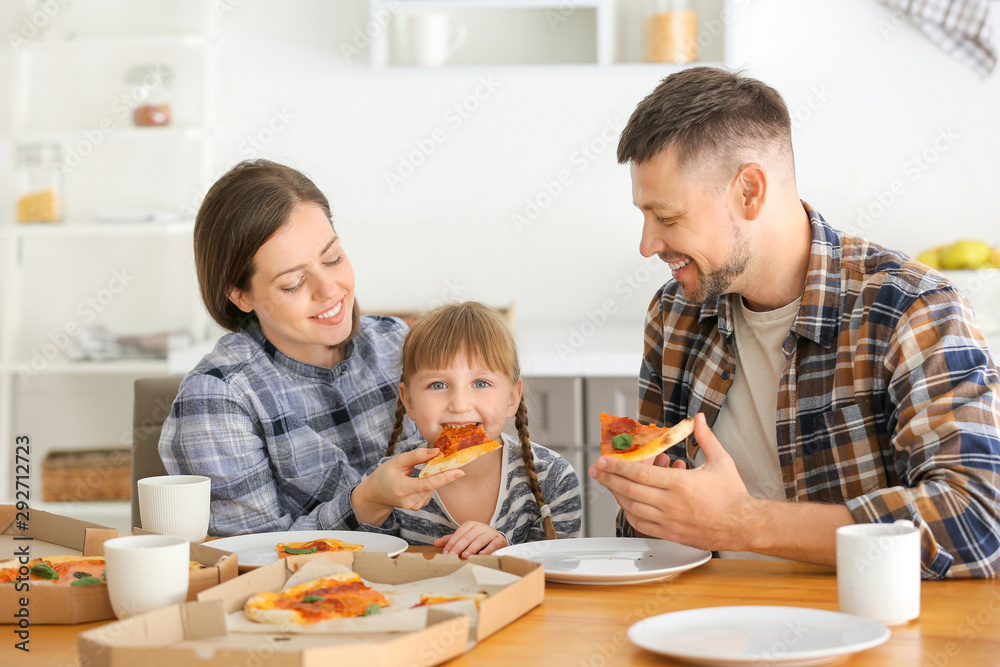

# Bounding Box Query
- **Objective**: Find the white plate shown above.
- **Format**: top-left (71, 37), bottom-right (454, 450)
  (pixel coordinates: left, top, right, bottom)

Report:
top-left (494, 537), bottom-right (711, 584)
top-left (209, 530), bottom-right (408, 566)
top-left (628, 606), bottom-right (891, 667)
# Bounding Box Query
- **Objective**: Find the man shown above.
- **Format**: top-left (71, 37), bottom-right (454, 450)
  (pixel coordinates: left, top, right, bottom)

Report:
top-left (590, 67), bottom-right (1000, 578)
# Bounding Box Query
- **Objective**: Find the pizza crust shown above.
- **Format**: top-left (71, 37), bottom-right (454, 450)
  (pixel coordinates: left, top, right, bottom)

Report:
top-left (604, 418), bottom-right (695, 462)
top-left (419, 439), bottom-right (502, 478)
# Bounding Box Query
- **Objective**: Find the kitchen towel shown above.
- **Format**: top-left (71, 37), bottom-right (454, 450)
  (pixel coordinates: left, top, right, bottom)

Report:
top-left (881, 0), bottom-right (996, 77)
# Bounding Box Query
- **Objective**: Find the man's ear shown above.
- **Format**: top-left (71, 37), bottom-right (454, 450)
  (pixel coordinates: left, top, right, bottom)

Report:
top-left (228, 286), bottom-right (253, 314)
top-left (399, 382), bottom-right (414, 418)
top-left (507, 378), bottom-right (523, 418)
top-left (735, 162), bottom-right (767, 222)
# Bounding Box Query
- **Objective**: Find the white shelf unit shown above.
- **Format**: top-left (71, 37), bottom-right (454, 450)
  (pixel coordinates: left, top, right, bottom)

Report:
top-left (0, 1), bottom-right (219, 516)
top-left (369, 0), bottom-right (732, 69)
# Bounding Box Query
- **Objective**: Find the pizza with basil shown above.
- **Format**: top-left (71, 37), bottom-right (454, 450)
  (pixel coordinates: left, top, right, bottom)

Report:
top-left (276, 538), bottom-right (365, 558)
top-left (244, 572), bottom-right (390, 625)
top-left (0, 555), bottom-right (205, 587)
top-left (599, 412), bottom-right (694, 462)
top-left (419, 423), bottom-right (501, 478)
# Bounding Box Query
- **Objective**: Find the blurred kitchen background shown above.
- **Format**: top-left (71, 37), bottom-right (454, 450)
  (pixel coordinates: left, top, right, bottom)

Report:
top-left (0, 0), bottom-right (997, 532)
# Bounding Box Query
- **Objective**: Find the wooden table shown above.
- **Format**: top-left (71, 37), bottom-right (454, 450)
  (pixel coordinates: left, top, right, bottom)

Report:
top-left (5, 554), bottom-right (1000, 666)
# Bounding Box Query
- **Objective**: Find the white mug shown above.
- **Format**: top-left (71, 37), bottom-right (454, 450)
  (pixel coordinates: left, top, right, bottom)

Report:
top-left (408, 13), bottom-right (467, 67)
top-left (104, 534), bottom-right (190, 619)
top-left (138, 474), bottom-right (211, 543)
top-left (837, 520), bottom-right (921, 625)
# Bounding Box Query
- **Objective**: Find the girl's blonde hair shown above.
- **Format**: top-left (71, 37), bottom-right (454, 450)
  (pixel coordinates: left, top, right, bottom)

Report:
top-left (385, 301), bottom-right (557, 540)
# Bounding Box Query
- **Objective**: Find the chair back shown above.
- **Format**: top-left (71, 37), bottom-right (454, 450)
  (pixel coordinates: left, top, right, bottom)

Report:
top-left (131, 376), bottom-right (183, 530)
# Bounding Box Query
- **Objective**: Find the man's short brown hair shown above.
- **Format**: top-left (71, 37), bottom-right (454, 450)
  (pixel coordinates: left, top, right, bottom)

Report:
top-left (617, 67), bottom-right (793, 180)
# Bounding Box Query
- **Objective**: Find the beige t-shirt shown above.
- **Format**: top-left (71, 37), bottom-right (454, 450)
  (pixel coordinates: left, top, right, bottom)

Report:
top-left (694, 296), bottom-right (801, 560)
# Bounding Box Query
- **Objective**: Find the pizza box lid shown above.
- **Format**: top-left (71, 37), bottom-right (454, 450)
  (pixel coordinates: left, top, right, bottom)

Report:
top-left (0, 506), bottom-right (237, 625)
top-left (77, 551), bottom-right (544, 666)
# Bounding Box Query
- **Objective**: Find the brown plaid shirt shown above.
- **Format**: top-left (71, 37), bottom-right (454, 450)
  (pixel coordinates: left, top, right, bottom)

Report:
top-left (619, 204), bottom-right (1000, 579)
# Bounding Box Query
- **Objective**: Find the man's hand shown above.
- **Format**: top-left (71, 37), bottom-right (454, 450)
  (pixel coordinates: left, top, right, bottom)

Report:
top-left (434, 521), bottom-right (508, 558)
top-left (590, 413), bottom-right (853, 565)
top-left (351, 448), bottom-right (464, 526)
top-left (589, 413), bottom-right (759, 552)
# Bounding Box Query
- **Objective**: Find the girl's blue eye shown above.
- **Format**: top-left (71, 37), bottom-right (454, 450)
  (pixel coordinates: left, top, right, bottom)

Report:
top-left (473, 380), bottom-right (491, 388)
top-left (428, 381), bottom-right (447, 390)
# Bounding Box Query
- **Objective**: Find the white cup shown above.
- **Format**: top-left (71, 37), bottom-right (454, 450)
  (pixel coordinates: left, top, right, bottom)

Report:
top-left (408, 13), bottom-right (467, 67)
top-left (104, 534), bottom-right (190, 619)
top-left (837, 520), bottom-right (921, 625)
top-left (138, 474), bottom-right (211, 543)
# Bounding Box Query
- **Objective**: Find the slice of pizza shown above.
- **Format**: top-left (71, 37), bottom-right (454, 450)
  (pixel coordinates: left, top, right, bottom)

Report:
top-left (413, 592), bottom-right (488, 608)
top-left (418, 423), bottom-right (501, 478)
top-left (0, 556), bottom-right (205, 587)
top-left (599, 412), bottom-right (694, 462)
top-left (276, 538), bottom-right (365, 558)
top-left (244, 572), bottom-right (390, 625)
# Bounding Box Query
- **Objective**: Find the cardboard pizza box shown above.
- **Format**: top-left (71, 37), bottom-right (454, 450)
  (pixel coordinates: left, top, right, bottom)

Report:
top-left (0, 505), bottom-right (237, 624)
top-left (78, 551), bottom-right (545, 666)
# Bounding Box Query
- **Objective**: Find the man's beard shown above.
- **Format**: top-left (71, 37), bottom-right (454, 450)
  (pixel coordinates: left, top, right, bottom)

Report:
top-left (682, 222), bottom-right (752, 305)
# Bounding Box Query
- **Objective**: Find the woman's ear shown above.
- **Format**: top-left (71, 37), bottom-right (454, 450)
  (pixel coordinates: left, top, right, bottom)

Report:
top-left (228, 286), bottom-right (253, 314)
top-left (507, 378), bottom-right (523, 418)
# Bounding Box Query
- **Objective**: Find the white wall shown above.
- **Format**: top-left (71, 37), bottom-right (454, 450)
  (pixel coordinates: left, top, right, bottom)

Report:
top-left (2, 0), bottom-right (998, 335)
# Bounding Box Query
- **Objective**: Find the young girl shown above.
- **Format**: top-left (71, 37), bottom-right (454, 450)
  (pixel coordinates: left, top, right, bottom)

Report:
top-left (349, 301), bottom-right (582, 556)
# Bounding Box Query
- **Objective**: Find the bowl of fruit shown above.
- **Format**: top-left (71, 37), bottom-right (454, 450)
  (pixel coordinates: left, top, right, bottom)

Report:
top-left (915, 240), bottom-right (1000, 334)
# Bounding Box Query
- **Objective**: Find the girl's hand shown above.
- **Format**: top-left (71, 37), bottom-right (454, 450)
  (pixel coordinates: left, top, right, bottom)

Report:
top-left (351, 449), bottom-right (463, 526)
top-left (434, 521), bottom-right (508, 558)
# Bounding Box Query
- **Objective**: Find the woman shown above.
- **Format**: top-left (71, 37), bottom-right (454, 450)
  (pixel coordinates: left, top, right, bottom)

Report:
top-left (160, 160), bottom-right (449, 535)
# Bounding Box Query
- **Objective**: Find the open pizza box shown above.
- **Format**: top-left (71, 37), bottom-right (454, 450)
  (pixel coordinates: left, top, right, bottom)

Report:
top-left (0, 505), bottom-right (237, 624)
top-left (78, 550), bottom-right (544, 667)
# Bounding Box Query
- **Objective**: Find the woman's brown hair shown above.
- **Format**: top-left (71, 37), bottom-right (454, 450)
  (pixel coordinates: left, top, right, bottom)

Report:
top-left (193, 159), bottom-right (360, 338)
top-left (385, 301), bottom-right (558, 540)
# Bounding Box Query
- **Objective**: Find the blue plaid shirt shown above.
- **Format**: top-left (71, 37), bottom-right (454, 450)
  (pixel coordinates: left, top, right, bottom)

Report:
top-left (159, 315), bottom-right (418, 535)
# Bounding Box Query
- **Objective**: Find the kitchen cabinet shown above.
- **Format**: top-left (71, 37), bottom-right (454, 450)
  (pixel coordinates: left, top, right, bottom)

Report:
top-left (582, 376), bottom-right (637, 537)
top-left (369, 0), bottom-right (733, 69)
top-left (0, 0), bottom-right (218, 517)
top-left (513, 374), bottom-right (639, 537)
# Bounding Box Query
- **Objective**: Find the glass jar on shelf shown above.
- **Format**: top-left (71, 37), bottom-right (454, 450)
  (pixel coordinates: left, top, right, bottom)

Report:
top-left (643, 0), bottom-right (699, 64)
top-left (15, 143), bottom-right (63, 224)
top-left (124, 64), bottom-right (175, 127)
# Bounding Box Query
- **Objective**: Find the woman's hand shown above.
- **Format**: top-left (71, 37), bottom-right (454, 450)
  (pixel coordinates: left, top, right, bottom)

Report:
top-left (434, 521), bottom-right (508, 558)
top-left (350, 448), bottom-right (463, 526)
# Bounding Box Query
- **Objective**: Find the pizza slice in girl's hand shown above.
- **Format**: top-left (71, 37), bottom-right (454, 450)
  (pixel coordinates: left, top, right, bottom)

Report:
top-left (418, 424), bottom-right (501, 478)
top-left (599, 412), bottom-right (694, 462)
